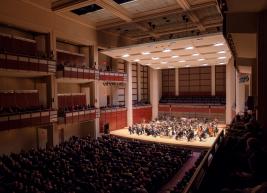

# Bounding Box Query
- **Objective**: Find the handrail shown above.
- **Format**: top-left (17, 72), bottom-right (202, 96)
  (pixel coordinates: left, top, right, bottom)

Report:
top-left (182, 128), bottom-right (225, 193)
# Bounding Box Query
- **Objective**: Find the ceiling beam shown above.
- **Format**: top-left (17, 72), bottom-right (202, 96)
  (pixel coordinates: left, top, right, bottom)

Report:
top-left (95, 0), bottom-right (132, 22)
top-left (132, 22), bottom-right (222, 40)
top-left (97, 1), bottom-right (217, 29)
top-left (52, 0), bottom-right (96, 12)
top-left (175, 0), bottom-right (206, 31)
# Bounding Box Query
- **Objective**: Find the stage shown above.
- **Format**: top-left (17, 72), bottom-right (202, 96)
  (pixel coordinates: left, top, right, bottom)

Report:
top-left (110, 124), bottom-right (225, 149)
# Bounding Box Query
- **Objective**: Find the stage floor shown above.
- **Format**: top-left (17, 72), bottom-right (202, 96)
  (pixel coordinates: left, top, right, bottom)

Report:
top-left (111, 124), bottom-right (225, 149)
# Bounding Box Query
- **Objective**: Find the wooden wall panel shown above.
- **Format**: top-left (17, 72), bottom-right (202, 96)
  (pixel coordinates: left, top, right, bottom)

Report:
top-left (100, 109), bottom-right (127, 133)
top-left (215, 66), bottom-right (226, 96)
top-left (133, 106), bottom-right (152, 123)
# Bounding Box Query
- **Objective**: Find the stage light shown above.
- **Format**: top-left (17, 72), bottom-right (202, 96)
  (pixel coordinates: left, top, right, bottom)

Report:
top-left (214, 43), bottom-right (224, 47)
top-left (134, 59), bottom-right (140, 62)
top-left (142, 51), bottom-right (150, 55)
top-left (163, 48), bottom-right (171, 53)
top-left (185, 46), bottom-right (194, 50)
top-left (161, 61), bottom-right (167, 64)
top-left (122, 54), bottom-right (129, 58)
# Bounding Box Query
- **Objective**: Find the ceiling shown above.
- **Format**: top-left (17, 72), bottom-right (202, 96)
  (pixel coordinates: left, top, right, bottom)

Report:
top-left (102, 33), bottom-right (231, 69)
top-left (51, 0), bottom-right (223, 43)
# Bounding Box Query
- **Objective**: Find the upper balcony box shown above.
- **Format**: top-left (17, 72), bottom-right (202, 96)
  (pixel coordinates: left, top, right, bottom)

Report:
top-left (0, 33), bottom-right (56, 76)
top-left (56, 50), bottom-right (97, 83)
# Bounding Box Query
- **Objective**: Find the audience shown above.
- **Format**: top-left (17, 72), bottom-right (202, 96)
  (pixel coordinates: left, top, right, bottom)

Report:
top-left (0, 136), bottom-right (192, 193)
top-left (58, 104), bottom-right (95, 117)
top-left (199, 112), bottom-right (267, 193)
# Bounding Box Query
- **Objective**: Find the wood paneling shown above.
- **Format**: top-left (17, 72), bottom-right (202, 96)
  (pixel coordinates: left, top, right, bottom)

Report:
top-left (215, 66), bottom-right (226, 96)
top-left (100, 108), bottom-right (127, 132)
top-left (133, 106), bottom-right (152, 123)
top-left (162, 69), bottom-right (175, 97)
top-left (179, 67), bottom-right (211, 96)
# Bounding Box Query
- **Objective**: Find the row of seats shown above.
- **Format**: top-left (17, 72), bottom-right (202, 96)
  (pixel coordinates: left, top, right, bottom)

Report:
top-left (0, 135), bottom-right (192, 193)
top-left (160, 96), bottom-right (226, 105)
top-left (57, 51), bottom-right (85, 68)
top-left (0, 34), bottom-right (51, 59)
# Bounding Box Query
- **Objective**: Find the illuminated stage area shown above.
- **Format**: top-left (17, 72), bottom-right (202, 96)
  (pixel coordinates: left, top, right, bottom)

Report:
top-left (111, 124), bottom-right (225, 149)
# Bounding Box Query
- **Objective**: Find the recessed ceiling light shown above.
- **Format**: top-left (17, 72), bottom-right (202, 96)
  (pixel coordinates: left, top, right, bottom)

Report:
top-left (218, 51), bottom-right (226, 54)
top-left (192, 53), bottom-right (199, 56)
top-left (171, 55), bottom-right (179, 58)
top-left (163, 48), bottom-right (171, 53)
top-left (142, 51), bottom-right (150, 55)
top-left (144, 63), bottom-right (151, 66)
top-left (218, 56), bottom-right (226, 59)
top-left (185, 46), bottom-right (194, 50)
top-left (202, 63), bottom-right (208, 66)
top-left (134, 59), bottom-right (140, 62)
top-left (219, 62), bottom-right (226, 65)
top-left (214, 43), bottom-right (224, 47)
top-left (185, 65), bottom-right (190, 67)
top-left (168, 66), bottom-right (174, 68)
top-left (179, 60), bottom-right (186, 63)
top-left (198, 58), bottom-right (205, 61)
top-left (122, 54), bottom-right (129, 58)
top-left (161, 61), bottom-right (167, 64)
top-left (152, 57), bottom-right (160, 60)
top-left (156, 67), bottom-right (161, 69)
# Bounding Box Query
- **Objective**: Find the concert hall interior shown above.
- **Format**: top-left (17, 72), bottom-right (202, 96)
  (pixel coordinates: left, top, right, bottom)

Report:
top-left (0, 0), bottom-right (267, 193)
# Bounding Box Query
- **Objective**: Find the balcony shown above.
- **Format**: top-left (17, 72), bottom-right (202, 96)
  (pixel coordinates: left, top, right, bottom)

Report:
top-left (99, 71), bottom-right (127, 82)
top-left (58, 108), bottom-right (98, 124)
top-left (0, 110), bottom-right (57, 130)
top-left (56, 65), bottom-right (97, 83)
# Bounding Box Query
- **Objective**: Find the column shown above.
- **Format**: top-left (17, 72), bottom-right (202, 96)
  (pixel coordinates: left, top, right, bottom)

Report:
top-left (150, 68), bottom-right (159, 119)
top-left (175, 68), bottom-right (179, 95)
top-left (126, 62), bottom-right (133, 126)
top-left (226, 57), bottom-right (236, 124)
top-left (94, 81), bottom-right (100, 137)
top-left (258, 10), bottom-right (267, 134)
top-left (235, 71), bottom-right (241, 114)
top-left (137, 64), bottom-right (142, 101)
top-left (211, 65), bottom-right (216, 96)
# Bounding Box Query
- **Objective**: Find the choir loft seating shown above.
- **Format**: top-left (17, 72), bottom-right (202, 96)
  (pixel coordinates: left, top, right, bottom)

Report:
top-left (56, 50), bottom-right (97, 82)
top-left (0, 33), bottom-right (56, 75)
top-left (100, 106), bottom-right (127, 133)
top-left (57, 93), bottom-right (97, 124)
top-left (0, 90), bottom-right (57, 130)
top-left (160, 96), bottom-right (226, 105)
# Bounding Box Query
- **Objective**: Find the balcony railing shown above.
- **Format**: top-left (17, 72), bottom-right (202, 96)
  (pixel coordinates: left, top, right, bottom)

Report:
top-left (99, 71), bottom-right (127, 82)
top-left (56, 65), bottom-right (97, 80)
top-left (58, 108), bottom-right (98, 124)
top-left (0, 53), bottom-right (56, 73)
top-left (0, 110), bottom-right (57, 130)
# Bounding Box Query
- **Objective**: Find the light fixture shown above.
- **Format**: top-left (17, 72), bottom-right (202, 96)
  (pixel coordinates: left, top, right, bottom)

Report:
top-left (134, 59), bottom-right (140, 62)
top-left (202, 63), bottom-right (208, 66)
top-left (214, 43), bottom-right (224, 47)
top-left (122, 54), bottom-right (129, 58)
top-left (185, 64), bottom-right (190, 67)
top-left (218, 51), bottom-right (226, 54)
top-left (179, 60), bottom-right (186, 63)
top-left (163, 48), bottom-right (171, 53)
top-left (219, 62), bottom-right (226, 65)
top-left (168, 66), bottom-right (174, 68)
top-left (198, 58), bottom-right (205, 61)
top-left (218, 56), bottom-right (226, 59)
top-left (171, 55), bottom-right (179, 58)
top-left (142, 51), bottom-right (150, 55)
top-left (144, 63), bottom-right (151, 66)
top-left (156, 67), bottom-right (161, 69)
top-left (161, 61), bottom-right (167, 64)
top-left (185, 46), bottom-right (194, 50)
top-left (192, 53), bottom-right (199, 56)
top-left (152, 57), bottom-right (160, 60)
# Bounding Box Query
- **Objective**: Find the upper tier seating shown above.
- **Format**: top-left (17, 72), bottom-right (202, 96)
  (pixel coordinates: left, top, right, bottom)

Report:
top-left (160, 96), bottom-right (226, 105)
top-left (0, 90), bottom-right (44, 115)
top-left (0, 34), bottom-right (49, 59)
